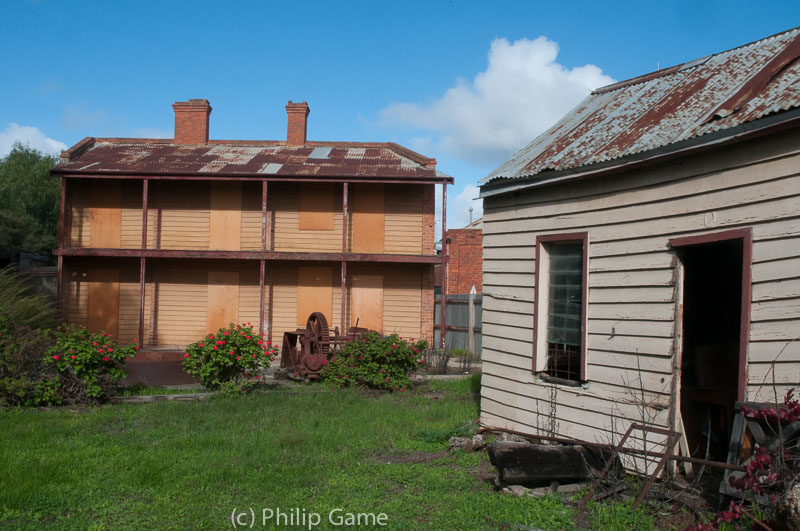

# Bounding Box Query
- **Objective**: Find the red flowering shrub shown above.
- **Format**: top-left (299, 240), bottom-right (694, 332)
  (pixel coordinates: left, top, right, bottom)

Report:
top-left (686, 389), bottom-right (800, 530)
top-left (182, 323), bottom-right (277, 392)
top-left (320, 331), bottom-right (427, 391)
top-left (0, 324), bottom-right (136, 406)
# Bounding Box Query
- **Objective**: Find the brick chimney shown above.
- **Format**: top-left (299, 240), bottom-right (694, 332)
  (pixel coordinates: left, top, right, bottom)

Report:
top-left (172, 99), bottom-right (212, 145)
top-left (285, 101), bottom-right (310, 145)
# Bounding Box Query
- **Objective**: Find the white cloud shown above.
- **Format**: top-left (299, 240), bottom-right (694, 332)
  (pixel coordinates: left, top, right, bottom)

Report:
top-left (380, 36), bottom-right (615, 165)
top-left (0, 123), bottom-right (67, 157)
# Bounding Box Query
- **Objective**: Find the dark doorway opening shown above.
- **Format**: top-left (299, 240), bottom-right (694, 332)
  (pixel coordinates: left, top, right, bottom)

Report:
top-left (678, 238), bottom-right (743, 460)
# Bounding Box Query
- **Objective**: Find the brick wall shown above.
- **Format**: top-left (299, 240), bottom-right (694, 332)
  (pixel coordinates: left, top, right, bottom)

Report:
top-left (446, 228), bottom-right (482, 294)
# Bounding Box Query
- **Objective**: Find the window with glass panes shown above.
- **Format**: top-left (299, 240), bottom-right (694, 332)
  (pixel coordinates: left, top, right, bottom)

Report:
top-left (544, 242), bottom-right (583, 380)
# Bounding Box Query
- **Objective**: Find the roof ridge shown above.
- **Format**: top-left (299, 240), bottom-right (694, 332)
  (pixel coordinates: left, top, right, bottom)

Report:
top-left (592, 26), bottom-right (800, 95)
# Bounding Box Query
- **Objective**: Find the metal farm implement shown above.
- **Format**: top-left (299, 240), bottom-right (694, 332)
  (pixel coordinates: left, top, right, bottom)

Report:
top-left (280, 312), bottom-right (371, 379)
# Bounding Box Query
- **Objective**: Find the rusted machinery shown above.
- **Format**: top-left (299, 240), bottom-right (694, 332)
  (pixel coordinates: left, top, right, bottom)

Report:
top-left (280, 312), bottom-right (370, 379)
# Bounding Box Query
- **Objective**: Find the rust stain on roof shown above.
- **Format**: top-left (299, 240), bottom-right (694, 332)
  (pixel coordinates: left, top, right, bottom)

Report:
top-left (484, 27), bottom-right (800, 184)
top-left (55, 140), bottom-right (447, 181)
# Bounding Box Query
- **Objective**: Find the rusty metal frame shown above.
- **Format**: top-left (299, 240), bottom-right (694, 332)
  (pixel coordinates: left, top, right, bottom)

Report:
top-left (575, 423), bottom-right (680, 510)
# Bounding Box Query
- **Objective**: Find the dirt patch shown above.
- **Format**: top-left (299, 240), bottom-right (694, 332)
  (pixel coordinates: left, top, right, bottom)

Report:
top-left (422, 390), bottom-right (446, 400)
top-left (374, 450), bottom-right (449, 464)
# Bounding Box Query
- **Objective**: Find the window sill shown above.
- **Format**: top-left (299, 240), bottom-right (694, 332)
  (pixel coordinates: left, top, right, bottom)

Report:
top-left (535, 372), bottom-right (586, 388)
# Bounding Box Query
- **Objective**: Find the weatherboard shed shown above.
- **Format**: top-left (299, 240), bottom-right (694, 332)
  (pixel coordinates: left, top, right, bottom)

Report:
top-left (478, 28), bottom-right (800, 461)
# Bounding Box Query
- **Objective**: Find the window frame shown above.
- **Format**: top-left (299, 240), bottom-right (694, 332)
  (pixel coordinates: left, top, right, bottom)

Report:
top-left (533, 232), bottom-right (589, 382)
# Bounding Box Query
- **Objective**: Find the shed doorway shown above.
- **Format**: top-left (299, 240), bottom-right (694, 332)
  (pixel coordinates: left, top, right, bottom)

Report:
top-left (673, 233), bottom-right (748, 460)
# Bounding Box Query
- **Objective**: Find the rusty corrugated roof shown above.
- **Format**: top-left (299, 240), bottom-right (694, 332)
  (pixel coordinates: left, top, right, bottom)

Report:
top-left (482, 27), bottom-right (800, 186)
top-left (54, 139), bottom-right (451, 182)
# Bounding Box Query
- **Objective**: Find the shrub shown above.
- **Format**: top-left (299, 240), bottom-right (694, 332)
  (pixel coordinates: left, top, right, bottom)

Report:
top-left (0, 325), bottom-right (136, 406)
top-left (182, 323), bottom-right (277, 391)
top-left (0, 265), bottom-right (55, 333)
top-left (49, 326), bottom-right (137, 402)
top-left (320, 332), bottom-right (427, 391)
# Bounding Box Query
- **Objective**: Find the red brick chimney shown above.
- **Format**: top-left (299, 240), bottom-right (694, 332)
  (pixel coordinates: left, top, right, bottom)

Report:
top-left (172, 99), bottom-right (212, 145)
top-left (285, 101), bottom-right (310, 145)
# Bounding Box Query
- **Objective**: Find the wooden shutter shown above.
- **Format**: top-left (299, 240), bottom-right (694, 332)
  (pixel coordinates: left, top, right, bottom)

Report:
top-left (351, 274), bottom-right (383, 332)
top-left (352, 184), bottom-right (384, 253)
top-left (88, 268), bottom-right (120, 337)
top-left (207, 271), bottom-right (240, 332)
top-left (297, 266), bottom-right (332, 326)
top-left (299, 183), bottom-right (334, 230)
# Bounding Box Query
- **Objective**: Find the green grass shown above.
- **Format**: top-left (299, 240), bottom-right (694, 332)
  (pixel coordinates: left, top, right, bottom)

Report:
top-left (118, 384), bottom-right (211, 397)
top-left (0, 374), bottom-right (578, 530)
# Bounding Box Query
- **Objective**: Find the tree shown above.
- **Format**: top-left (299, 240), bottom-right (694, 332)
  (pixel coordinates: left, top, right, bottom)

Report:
top-left (0, 143), bottom-right (60, 261)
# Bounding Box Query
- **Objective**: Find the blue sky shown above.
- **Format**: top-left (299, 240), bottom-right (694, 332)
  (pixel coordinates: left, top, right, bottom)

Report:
top-left (2, 0), bottom-right (799, 229)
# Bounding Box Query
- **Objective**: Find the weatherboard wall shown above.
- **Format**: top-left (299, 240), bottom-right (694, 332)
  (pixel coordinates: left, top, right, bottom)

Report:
top-left (68, 181), bottom-right (427, 255)
top-left (479, 129), bottom-right (800, 445)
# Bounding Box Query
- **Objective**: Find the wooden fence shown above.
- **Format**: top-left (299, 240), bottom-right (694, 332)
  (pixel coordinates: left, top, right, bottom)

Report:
top-left (433, 292), bottom-right (482, 355)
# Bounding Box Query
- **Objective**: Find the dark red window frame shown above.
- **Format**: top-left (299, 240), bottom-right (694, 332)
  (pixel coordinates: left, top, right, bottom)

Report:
top-left (533, 232), bottom-right (589, 382)
top-left (668, 227), bottom-right (753, 402)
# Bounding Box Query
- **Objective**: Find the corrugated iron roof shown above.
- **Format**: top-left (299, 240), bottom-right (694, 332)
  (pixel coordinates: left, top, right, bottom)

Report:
top-left (482, 27), bottom-right (800, 186)
top-left (54, 139), bottom-right (450, 181)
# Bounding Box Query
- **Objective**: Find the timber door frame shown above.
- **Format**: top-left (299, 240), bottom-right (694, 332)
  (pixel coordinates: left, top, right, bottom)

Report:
top-left (668, 227), bottom-right (753, 402)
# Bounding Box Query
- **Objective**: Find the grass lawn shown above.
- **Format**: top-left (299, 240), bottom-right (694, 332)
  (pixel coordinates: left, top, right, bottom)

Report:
top-left (0, 374), bottom-right (654, 530)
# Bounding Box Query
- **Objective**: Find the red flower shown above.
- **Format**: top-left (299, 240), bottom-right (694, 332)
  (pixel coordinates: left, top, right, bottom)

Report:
top-left (344, 375), bottom-right (348, 379)
top-left (70, 349), bottom-right (75, 353)
top-left (380, 369), bottom-right (385, 373)
top-left (184, 353), bottom-right (189, 358)
top-left (213, 346), bottom-right (218, 350)
top-left (92, 342), bottom-right (97, 346)
top-left (246, 335), bottom-right (251, 339)
top-left (199, 342), bottom-right (204, 347)
top-left (236, 356), bottom-right (241, 360)
top-left (107, 348), bottom-right (113, 352)
top-left (133, 338), bottom-right (138, 343)
top-left (400, 388), bottom-right (405, 393)
top-left (392, 344), bottom-right (397, 349)
top-left (224, 331), bottom-right (229, 336)
top-left (230, 350), bottom-right (235, 355)
top-left (52, 355), bottom-right (59, 360)
top-left (98, 348), bottom-right (104, 353)
top-left (385, 377), bottom-right (389, 382)
top-left (257, 340), bottom-right (262, 345)
top-left (103, 357), bottom-right (109, 362)
top-left (252, 354), bottom-right (256, 358)
top-left (421, 359), bottom-right (425, 364)
top-left (135, 346), bottom-right (140, 351)
top-left (266, 341), bottom-right (271, 346)
top-left (71, 355), bottom-right (76, 359)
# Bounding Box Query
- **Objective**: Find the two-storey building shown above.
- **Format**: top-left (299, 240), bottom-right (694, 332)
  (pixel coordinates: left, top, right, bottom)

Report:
top-left (52, 99), bottom-right (452, 383)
